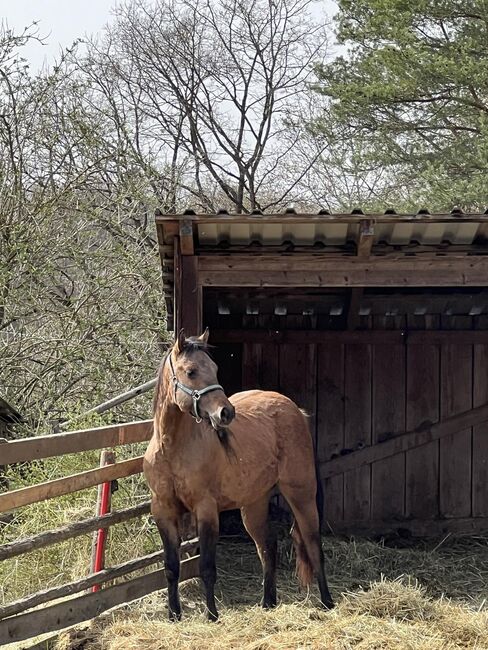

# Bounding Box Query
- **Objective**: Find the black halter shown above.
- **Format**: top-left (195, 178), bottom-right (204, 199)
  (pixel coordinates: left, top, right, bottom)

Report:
top-left (167, 351), bottom-right (224, 423)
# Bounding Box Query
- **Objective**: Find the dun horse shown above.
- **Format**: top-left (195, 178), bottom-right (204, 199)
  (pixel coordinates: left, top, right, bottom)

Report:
top-left (144, 329), bottom-right (334, 621)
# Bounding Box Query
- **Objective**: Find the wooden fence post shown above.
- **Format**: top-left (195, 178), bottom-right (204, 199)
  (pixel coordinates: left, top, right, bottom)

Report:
top-left (90, 450), bottom-right (115, 591)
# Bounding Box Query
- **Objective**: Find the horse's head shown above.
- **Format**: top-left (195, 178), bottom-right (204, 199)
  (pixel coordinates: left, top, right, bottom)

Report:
top-left (166, 328), bottom-right (235, 428)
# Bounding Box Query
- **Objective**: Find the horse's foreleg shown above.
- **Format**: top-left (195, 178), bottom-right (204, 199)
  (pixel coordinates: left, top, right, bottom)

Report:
top-left (241, 492), bottom-right (277, 608)
top-left (196, 498), bottom-right (219, 621)
top-left (152, 500), bottom-right (181, 621)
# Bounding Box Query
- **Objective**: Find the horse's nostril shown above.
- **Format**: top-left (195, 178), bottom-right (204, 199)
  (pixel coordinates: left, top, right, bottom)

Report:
top-left (220, 406), bottom-right (234, 424)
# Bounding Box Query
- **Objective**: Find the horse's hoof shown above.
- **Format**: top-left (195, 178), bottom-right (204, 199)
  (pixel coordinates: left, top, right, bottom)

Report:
top-left (169, 610), bottom-right (182, 622)
top-left (262, 600), bottom-right (277, 609)
top-left (321, 599), bottom-right (335, 610)
top-left (207, 610), bottom-right (219, 622)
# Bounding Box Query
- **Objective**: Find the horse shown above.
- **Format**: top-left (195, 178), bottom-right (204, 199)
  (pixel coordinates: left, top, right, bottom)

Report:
top-left (143, 328), bottom-right (334, 621)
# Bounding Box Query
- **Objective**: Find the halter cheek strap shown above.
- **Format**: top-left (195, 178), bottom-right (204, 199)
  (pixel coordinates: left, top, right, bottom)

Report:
top-left (168, 353), bottom-right (224, 423)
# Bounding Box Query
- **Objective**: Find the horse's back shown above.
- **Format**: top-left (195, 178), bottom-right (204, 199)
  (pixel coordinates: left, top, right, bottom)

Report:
top-left (229, 389), bottom-right (315, 467)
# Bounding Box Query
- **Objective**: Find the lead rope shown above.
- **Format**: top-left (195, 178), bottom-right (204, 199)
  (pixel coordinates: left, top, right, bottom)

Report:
top-left (167, 353), bottom-right (224, 423)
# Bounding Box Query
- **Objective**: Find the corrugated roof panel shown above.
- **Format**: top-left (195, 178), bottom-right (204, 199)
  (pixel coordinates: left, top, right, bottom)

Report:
top-left (415, 223), bottom-right (446, 244)
top-left (261, 223), bottom-right (283, 244)
top-left (389, 223), bottom-right (414, 245)
top-left (198, 223), bottom-right (219, 243)
top-left (443, 222), bottom-right (479, 244)
top-left (196, 220), bottom-right (485, 247)
top-left (315, 223), bottom-right (349, 244)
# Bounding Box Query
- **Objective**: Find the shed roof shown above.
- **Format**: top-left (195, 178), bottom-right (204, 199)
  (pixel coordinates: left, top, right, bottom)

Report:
top-left (155, 211), bottom-right (488, 327)
top-left (157, 209), bottom-right (488, 248)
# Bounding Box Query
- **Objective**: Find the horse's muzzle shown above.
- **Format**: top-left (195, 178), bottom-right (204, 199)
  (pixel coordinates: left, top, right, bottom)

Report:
top-left (210, 404), bottom-right (235, 428)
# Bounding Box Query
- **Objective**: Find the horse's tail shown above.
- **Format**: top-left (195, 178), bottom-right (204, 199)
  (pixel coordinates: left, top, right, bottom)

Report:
top-left (290, 521), bottom-right (314, 587)
top-left (289, 407), bottom-right (323, 587)
top-left (299, 407), bottom-right (324, 530)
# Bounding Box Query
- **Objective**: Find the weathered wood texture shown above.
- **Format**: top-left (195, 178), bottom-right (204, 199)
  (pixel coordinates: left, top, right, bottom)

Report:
top-left (0, 457), bottom-right (144, 513)
top-left (0, 501), bottom-right (151, 561)
top-left (198, 255), bottom-right (488, 287)
top-left (230, 332), bottom-right (488, 533)
top-left (174, 238), bottom-right (202, 335)
top-left (317, 344), bottom-right (344, 525)
top-left (157, 212), bottom-right (488, 224)
top-left (211, 329), bottom-right (488, 345)
top-left (343, 344), bottom-right (372, 523)
top-left (371, 336), bottom-right (406, 520)
top-left (1, 420), bottom-right (152, 465)
top-left (0, 538), bottom-right (198, 620)
top-left (0, 555), bottom-right (200, 645)
top-left (473, 323), bottom-right (488, 516)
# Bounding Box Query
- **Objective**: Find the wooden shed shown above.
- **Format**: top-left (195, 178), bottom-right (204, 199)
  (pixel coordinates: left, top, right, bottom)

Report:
top-left (156, 210), bottom-right (488, 537)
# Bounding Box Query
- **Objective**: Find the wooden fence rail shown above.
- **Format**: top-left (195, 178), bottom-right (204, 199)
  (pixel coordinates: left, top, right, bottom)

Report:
top-left (0, 538), bottom-right (199, 620)
top-left (0, 555), bottom-right (200, 645)
top-left (0, 457), bottom-right (144, 513)
top-left (1, 420), bottom-right (153, 465)
top-left (0, 501), bottom-right (151, 561)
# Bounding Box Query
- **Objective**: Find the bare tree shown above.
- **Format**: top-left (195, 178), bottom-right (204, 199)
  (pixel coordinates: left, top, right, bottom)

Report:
top-left (82, 0), bottom-right (329, 213)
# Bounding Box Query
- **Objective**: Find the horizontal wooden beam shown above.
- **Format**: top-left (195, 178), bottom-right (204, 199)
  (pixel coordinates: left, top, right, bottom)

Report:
top-left (199, 254), bottom-right (488, 271)
top-left (0, 538), bottom-right (198, 620)
top-left (320, 402), bottom-right (488, 479)
top-left (157, 212), bottom-right (488, 224)
top-left (198, 255), bottom-right (488, 287)
top-left (1, 420), bottom-right (153, 465)
top-left (0, 457), bottom-right (144, 514)
top-left (326, 517), bottom-right (488, 538)
top-left (210, 329), bottom-right (488, 345)
top-left (0, 555), bottom-right (199, 645)
top-left (0, 501), bottom-right (151, 561)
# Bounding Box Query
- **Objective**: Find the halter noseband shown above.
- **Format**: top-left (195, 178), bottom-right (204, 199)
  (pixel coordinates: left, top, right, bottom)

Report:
top-left (167, 351), bottom-right (224, 423)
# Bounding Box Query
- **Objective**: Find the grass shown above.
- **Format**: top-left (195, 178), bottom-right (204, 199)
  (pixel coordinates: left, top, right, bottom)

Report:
top-left (0, 444), bottom-right (155, 605)
top-left (54, 531), bottom-right (488, 650)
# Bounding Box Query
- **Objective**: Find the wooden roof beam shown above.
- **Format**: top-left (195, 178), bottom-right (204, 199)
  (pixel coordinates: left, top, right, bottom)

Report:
top-left (357, 219), bottom-right (375, 258)
top-left (179, 219), bottom-right (195, 255)
top-left (198, 255), bottom-right (488, 287)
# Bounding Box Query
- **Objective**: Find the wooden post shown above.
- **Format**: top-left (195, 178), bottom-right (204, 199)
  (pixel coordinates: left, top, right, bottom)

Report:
top-left (174, 237), bottom-right (202, 336)
top-left (90, 450), bottom-right (115, 591)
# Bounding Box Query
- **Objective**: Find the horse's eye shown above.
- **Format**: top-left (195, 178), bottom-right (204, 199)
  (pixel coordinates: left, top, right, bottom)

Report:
top-left (186, 369), bottom-right (196, 378)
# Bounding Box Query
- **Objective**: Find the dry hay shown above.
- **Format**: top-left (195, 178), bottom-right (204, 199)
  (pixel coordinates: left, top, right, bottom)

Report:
top-left (56, 534), bottom-right (488, 650)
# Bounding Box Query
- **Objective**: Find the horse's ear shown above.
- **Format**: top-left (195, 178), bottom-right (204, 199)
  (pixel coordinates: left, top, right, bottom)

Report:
top-left (198, 327), bottom-right (210, 344)
top-left (175, 328), bottom-right (186, 355)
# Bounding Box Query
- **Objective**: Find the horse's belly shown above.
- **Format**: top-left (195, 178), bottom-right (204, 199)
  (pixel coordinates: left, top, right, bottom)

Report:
top-left (217, 459), bottom-right (279, 510)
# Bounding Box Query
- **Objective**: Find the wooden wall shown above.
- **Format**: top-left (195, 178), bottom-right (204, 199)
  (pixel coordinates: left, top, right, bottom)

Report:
top-left (214, 330), bottom-right (488, 536)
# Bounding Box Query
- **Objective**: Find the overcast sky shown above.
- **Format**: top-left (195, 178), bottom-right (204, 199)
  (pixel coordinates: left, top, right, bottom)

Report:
top-left (1, 0), bottom-right (118, 68)
top-left (2, 0), bottom-right (339, 70)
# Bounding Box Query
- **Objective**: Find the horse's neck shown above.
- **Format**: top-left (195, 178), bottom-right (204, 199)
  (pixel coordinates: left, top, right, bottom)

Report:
top-left (155, 384), bottom-right (193, 450)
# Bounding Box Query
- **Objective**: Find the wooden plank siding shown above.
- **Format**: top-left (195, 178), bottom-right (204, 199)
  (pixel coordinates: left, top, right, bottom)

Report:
top-left (222, 328), bottom-right (488, 534)
top-left (371, 337), bottom-right (406, 520)
top-left (343, 344), bottom-right (372, 522)
top-left (317, 344), bottom-right (345, 526)
top-left (473, 315), bottom-right (488, 516)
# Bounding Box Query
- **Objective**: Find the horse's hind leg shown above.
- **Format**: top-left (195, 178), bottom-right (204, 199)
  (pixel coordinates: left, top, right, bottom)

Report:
top-left (241, 492), bottom-right (277, 608)
top-left (279, 484), bottom-right (334, 609)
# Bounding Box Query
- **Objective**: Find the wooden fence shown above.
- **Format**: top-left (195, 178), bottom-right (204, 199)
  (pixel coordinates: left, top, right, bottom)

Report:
top-left (0, 420), bottom-right (200, 646)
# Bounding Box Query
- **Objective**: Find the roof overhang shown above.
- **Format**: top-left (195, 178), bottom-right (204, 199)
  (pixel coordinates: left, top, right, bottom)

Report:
top-left (155, 212), bottom-right (488, 324)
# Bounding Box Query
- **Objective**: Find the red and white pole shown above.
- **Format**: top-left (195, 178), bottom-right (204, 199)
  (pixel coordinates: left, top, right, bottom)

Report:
top-left (90, 450), bottom-right (115, 592)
